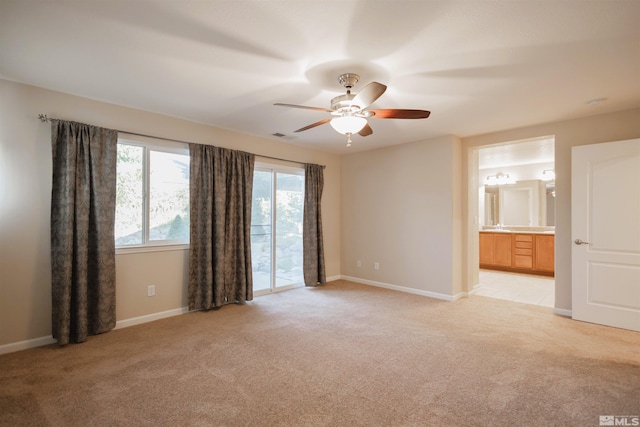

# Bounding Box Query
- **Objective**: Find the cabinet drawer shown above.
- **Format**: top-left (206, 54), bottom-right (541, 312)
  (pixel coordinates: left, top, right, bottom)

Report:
top-left (514, 234), bottom-right (533, 242)
top-left (514, 241), bottom-right (533, 249)
top-left (514, 248), bottom-right (532, 255)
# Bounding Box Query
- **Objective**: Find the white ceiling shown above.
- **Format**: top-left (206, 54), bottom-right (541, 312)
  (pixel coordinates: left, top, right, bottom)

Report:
top-left (478, 136), bottom-right (555, 169)
top-left (1, 0), bottom-right (639, 154)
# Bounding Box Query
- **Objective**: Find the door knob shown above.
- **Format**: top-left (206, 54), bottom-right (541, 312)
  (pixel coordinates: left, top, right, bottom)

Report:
top-left (574, 239), bottom-right (590, 245)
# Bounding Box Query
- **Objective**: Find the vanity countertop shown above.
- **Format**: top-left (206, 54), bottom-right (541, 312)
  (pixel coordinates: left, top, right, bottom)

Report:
top-left (480, 228), bottom-right (555, 235)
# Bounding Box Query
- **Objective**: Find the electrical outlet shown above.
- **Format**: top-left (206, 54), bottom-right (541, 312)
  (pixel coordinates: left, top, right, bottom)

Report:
top-left (147, 285), bottom-right (155, 297)
top-left (357, 260), bottom-right (362, 268)
top-left (374, 262), bottom-right (379, 270)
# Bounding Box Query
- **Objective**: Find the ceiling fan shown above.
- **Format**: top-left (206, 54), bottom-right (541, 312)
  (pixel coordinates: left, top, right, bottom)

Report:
top-left (275, 73), bottom-right (430, 147)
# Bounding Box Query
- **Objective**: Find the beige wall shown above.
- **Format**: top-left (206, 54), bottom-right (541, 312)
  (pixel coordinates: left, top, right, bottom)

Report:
top-left (2, 76), bottom-right (639, 350)
top-left (340, 135), bottom-right (463, 298)
top-left (0, 79), bottom-right (341, 348)
top-left (462, 108), bottom-right (640, 311)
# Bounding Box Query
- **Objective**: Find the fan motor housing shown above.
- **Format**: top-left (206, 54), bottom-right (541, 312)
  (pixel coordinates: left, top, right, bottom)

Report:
top-left (330, 93), bottom-right (360, 113)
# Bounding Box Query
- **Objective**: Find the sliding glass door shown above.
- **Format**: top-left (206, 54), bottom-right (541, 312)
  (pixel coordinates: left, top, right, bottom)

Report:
top-left (251, 164), bottom-right (304, 294)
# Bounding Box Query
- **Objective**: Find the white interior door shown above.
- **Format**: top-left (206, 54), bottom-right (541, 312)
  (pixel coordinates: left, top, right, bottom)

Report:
top-left (572, 138), bottom-right (640, 331)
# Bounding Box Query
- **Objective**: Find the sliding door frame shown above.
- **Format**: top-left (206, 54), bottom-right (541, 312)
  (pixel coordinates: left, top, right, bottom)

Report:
top-left (252, 162), bottom-right (305, 296)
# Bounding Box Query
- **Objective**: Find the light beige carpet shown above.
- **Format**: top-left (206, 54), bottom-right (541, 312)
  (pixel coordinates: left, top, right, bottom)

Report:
top-left (1, 280), bottom-right (638, 426)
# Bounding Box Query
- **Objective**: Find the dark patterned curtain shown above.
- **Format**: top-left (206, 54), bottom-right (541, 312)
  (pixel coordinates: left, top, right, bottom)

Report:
top-left (303, 163), bottom-right (326, 286)
top-left (50, 120), bottom-right (118, 346)
top-left (188, 144), bottom-right (255, 310)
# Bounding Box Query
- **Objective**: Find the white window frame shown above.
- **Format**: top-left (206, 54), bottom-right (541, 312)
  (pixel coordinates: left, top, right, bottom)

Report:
top-left (116, 136), bottom-right (190, 254)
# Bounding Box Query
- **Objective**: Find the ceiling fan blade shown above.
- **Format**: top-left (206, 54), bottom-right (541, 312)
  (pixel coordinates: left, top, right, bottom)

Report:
top-left (294, 118), bottom-right (331, 133)
top-left (274, 103), bottom-right (332, 112)
top-left (358, 123), bottom-right (373, 137)
top-left (369, 109), bottom-right (431, 119)
top-left (352, 82), bottom-right (387, 109)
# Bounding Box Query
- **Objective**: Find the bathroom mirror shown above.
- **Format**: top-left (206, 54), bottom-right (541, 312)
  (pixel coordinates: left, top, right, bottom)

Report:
top-left (484, 180), bottom-right (554, 227)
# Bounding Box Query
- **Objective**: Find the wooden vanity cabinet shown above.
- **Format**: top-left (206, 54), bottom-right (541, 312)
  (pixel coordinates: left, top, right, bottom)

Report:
top-left (479, 231), bottom-right (554, 276)
top-left (479, 232), bottom-right (512, 268)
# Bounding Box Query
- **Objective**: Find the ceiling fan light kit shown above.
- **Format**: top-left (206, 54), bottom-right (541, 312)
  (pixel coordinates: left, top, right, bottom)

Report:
top-left (329, 116), bottom-right (367, 135)
top-left (275, 73), bottom-right (431, 147)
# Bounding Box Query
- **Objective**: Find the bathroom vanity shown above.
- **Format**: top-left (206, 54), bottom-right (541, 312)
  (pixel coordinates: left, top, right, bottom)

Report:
top-left (479, 229), bottom-right (554, 276)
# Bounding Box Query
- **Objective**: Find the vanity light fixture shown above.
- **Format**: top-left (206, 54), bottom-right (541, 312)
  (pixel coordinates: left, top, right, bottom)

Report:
top-left (541, 169), bottom-right (555, 181)
top-left (485, 172), bottom-right (516, 186)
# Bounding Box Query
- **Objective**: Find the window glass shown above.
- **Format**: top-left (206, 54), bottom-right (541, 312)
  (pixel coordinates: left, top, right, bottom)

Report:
top-left (251, 170), bottom-right (273, 292)
top-left (275, 172), bottom-right (304, 287)
top-left (115, 140), bottom-right (189, 249)
top-left (251, 164), bottom-right (304, 294)
top-left (115, 144), bottom-right (144, 246)
top-left (149, 150), bottom-right (190, 241)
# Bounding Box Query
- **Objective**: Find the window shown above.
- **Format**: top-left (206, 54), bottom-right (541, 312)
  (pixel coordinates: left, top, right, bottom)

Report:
top-left (115, 139), bottom-right (190, 250)
top-left (251, 163), bottom-right (305, 295)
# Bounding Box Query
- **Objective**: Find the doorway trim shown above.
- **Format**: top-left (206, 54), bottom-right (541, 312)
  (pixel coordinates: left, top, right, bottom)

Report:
top-left (465, 136), bottom-right (556, 302)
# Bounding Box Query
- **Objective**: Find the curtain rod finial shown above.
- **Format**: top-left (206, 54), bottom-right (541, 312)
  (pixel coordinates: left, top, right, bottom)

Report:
top-left (38, 114), bottom-right (50, 122)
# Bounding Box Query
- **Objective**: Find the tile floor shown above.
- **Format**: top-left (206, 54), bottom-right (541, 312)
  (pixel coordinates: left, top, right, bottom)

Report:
top-left (473, 269), bottom-right (555, 308)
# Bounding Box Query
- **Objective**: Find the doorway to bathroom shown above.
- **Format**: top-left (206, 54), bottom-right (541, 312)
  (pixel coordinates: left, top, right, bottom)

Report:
top-left (473, 136), bottom-right (556, 308)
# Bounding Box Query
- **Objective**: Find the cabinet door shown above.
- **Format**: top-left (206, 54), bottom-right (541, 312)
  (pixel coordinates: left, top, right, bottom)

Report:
top-left (535, 235), bottom-right (555, 271)
top-left (479, 233), bottom-right (494, 265)
top-left (494, 234), bottom-right (512, 266)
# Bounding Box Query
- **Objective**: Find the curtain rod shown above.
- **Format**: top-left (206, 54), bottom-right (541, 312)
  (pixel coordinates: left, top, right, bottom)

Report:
top-left (38, 114), bottom-right (325, 168)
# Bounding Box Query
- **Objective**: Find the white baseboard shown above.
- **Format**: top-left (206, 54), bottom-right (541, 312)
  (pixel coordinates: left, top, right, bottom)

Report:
top-left (452, 291), bottom-right (469, 301)
top-left (468, 284), bottom-right (481, 295)
top-left (340, 275), bottom-right (457, 301)
top-left (553, 307), bottom-right (572, 317)
top-left (115, 306), bottom-right (190, 330)
top-left (0, 307), bottom-right (191, 355)
top-left (0, 335), bottom-right (56, 355)
top-left (326, 275), bottom-right (341, 282)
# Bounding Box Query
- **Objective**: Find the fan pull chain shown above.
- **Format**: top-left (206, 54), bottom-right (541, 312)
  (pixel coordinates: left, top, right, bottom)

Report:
top-left (346, 133), bottom-right (353, 147)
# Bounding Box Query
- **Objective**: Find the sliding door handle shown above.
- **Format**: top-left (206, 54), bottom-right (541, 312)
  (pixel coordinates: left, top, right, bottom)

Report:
top-left (574, 239), bottom-right (590, 245)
